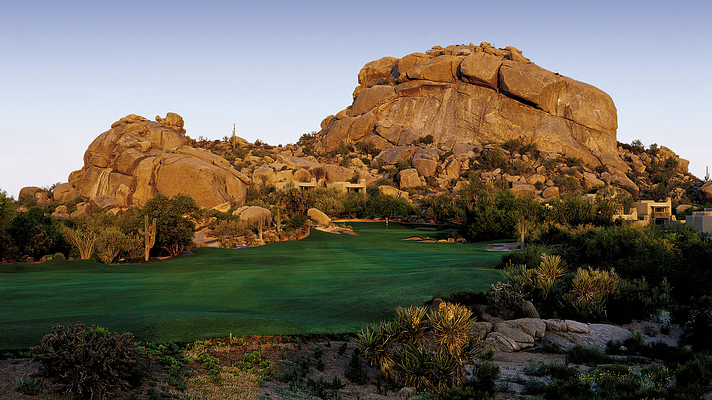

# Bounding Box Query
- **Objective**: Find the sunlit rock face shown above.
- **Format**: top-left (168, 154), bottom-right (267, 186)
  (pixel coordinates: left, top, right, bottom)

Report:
top-left (55, 113), bottom-right (250, 208)
top-left (316, 42), bottom-right (619, 167)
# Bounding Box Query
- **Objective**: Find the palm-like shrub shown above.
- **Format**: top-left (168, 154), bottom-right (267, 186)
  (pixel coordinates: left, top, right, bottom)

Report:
top-left (535, 253), bottom-right (565, 298)
top-left (356, 322), bottom-right (397, 380)
top-left (429, 302), bottom-right (478, 382)
top-left (30, 322), bottom-right (140, 399)
top-left (564, 267), bottom-right (619, 319)
top-left (356, 302), bottom-right (478, 391)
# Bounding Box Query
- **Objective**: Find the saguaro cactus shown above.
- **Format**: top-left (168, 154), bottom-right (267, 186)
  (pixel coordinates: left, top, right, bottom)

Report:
top-left (139, 215), bottom-right (156, 261)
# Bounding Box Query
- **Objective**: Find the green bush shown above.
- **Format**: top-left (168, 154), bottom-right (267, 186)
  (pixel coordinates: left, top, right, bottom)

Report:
top-left (286, 214), bottom-right (309, 231)
top-left (14, 377), bottom-right (42, 395)
top-left (345, 348), bottom-right (367, 384)
top-left (418, 134), bottom-right (434, 145)
top-left (675, 354), bottom-right (712, 398)
top-left (471, 361), bottom-right (500, 393)
top-left (438, 385), bottom-right (497, 400)
top-left (30, 322), bottom-right (140, 399)
top-left (476, 147), bottom-right (507, 170)
top-left (566, 345), bottom-right (613, 365)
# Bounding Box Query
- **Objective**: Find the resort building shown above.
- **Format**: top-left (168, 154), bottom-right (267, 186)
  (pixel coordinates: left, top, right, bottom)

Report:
top-left (685, 209), bottom-right (712, 236)
top-left (612, 198), bottom-right (676, 226)
top-left (274, 178), bottom-right (367, 194)
top-left (634, 199), bottom-right (675, 225)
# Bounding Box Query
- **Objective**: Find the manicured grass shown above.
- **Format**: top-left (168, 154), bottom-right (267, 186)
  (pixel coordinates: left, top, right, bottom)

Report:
top-left (0, 223), bottom-right (505, 349)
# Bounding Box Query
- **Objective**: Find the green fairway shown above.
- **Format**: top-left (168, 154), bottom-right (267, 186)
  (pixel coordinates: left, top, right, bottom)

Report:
top-left (0, 223), bottom-right (506, 349)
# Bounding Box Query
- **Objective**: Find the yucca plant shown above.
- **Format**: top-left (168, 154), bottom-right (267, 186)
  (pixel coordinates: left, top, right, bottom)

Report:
top-left (356, 301), bottom-right (479, 391)
top-left (428, 303), bottom-right (474, 359)
top-left (428, 349), bottom-right (460, 391)
top-left (564, 267), bottom-right (620, 319)
top-left (394, 305), bottom-right (428, 344)
top-left (396, 342), bottom-right (432, 390)
top-left (502, 262), bottom-right (535, 293)
top-left (355, 322), bottom-right (397, 380)
top-left (536, 253), bottom-right (566, 298)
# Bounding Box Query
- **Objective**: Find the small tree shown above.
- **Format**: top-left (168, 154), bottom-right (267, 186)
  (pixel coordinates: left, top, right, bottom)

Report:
top-left (61, 225), bottom-right (97, 260)
top-left (142, 193), bottom-right (198, 256)
top-left (95, 227), bottom-right (128, 264)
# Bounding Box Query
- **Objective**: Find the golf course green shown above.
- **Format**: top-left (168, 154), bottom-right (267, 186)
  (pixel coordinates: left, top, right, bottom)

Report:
top-left (0, 223), bottom-right (506, 349)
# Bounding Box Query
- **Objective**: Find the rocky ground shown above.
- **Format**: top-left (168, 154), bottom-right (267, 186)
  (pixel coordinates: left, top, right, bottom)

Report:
top-left (0, 320), bottom-right (681, 400)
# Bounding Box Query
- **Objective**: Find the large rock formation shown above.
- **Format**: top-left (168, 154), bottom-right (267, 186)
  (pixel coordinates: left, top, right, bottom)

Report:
top-left (316, 42), bottom-right (620, 167)
top-left (54, 113), bottom-right (250, 209)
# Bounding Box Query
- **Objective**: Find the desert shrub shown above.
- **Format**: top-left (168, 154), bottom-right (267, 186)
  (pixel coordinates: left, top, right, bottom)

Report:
top-left (563, 156), bottom-right (583, 167)
top-left (438, 151), bottom-right (454, 163)
top-left (566, 345), bottom-right (613, 365)
top-left (524, 361), bottom-right (579, 380)
top-left (354, 140), bottom-right (380, 158)
top-left (313, 189), bottom-right (345, 216)
top-left (285, 214), bottom-right (309, 232)
top-left (345, 348), bottom-right (367, 384)
top-left (502, 138), bottom-right (522, 152)
top-left (674, 353), bottom-right (712, 398)
top-left (553, 175), bottom-right (582, 195)
top-left (94, 227), bottom-right (131, 264)
top-left (418, 134), bottom-right (434, 144)
top-left (471, 361), bottom-right (500, 393)
top-left (520, 142), bottom-right (539, 156)
top-left (511, 159), bottom-right (532, 175)
top-left (476, 147), bottom-right (507, 170)
top-left (497, 243), bottom-right (549, 269)
top-left (356, 303), bottom-right (479, 391)
top-left (438, 385), bottom-right (497, 400)
top-left (364, 191), bottom-right (417, 217)
top-left (142, 194), bottom-right (199, 256)
top-left (211, 219), bottom-right (254, 248)
top-left (463, 189), bottom-right (543, 241)
top-left (396, 157), bottom-right (412, 172)
top-left (14, 377), bottom-right (43, 394)
top-left (30, 322), bottom-right (140, 399)
top-left (607, 278), bottom-right (670, 323)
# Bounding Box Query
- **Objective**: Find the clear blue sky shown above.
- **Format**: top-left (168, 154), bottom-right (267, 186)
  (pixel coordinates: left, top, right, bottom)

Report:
top-left (1, 0), bottom-right (710, 199)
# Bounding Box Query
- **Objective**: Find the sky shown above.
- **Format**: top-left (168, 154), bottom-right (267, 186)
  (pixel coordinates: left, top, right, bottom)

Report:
top-left (1, 0), bottom-right (710, 199)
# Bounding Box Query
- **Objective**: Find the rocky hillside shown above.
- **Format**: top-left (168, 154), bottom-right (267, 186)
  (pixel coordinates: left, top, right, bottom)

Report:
top-left (191, 131), bottom-right (702, 205)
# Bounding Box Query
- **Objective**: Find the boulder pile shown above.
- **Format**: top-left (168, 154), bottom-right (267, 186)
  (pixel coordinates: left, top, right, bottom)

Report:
top-left (52, 113), bottom-right (250, 210)
top-left (316, 42), bottom-right (619, 167)
top-left (474, 318), bottom-right (632, 352)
